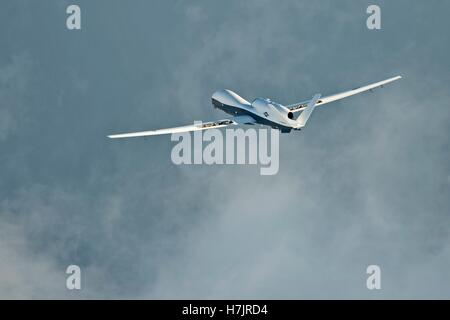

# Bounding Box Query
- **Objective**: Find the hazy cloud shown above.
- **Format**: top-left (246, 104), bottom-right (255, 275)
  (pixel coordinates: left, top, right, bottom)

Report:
top-left (0, 0), bottom-right (449, 299)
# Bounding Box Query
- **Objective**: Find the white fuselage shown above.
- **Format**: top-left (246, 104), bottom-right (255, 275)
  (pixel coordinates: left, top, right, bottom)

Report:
top-left (211, 89), bottom-right (298, 132)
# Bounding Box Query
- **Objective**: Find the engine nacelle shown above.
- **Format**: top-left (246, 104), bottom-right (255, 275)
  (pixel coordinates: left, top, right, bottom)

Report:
top-left (275, 105), bottom-right (294, 121)
top-left (252, 98), bottom-right (294, 121)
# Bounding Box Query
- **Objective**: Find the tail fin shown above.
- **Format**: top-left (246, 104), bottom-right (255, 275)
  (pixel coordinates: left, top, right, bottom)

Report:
top-left (296, 94), bottom-right (321, 128)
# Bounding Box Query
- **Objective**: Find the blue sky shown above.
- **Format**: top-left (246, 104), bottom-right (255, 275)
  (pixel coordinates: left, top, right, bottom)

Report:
top-left (0, 0), bottom-right (449, 298)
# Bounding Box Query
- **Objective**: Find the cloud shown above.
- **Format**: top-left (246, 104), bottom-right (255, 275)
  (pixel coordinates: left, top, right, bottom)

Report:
top-left (0, 0), bottom-right (449, 299)
top-left (0, 53), bottom-right (32, 141)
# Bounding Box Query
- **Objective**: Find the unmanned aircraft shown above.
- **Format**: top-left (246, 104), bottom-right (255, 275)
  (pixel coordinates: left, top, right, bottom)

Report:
top-left (108, 76), bottom-right (401, 138)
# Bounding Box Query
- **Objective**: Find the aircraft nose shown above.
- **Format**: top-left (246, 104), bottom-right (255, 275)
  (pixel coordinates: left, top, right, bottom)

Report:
top-left (212, 89), bottom-right (230, 101)
top-left (211, 89), bottom-right (250, 107)
top-left (211, 97), bottom-right (222, 108)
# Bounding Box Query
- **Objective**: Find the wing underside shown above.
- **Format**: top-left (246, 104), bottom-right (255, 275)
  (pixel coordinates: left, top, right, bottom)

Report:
top-left (107, 115), bottom-right (255, 139)
top-left (287, 76), bottom-right (402, 112)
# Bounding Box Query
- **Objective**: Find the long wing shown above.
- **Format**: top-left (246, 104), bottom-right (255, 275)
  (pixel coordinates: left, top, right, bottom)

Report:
top-left (287, 76), bottom-right (402, 112)
top-left (108, 115), bottom-right (255, 139)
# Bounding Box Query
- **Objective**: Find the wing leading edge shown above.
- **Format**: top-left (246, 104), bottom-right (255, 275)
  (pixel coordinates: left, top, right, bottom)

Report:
top-left (107, 115), bottom-right (256, 139)
top-left (287, 76), bottom-right (402, 112)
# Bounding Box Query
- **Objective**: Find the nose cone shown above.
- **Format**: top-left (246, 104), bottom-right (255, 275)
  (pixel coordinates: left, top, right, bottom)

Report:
top-left (212, 89), bottom-right (251, 107)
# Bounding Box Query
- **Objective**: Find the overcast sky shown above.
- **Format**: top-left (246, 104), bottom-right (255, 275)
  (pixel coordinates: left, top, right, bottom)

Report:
top-left (1, 0), bottom-right (449, 299)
